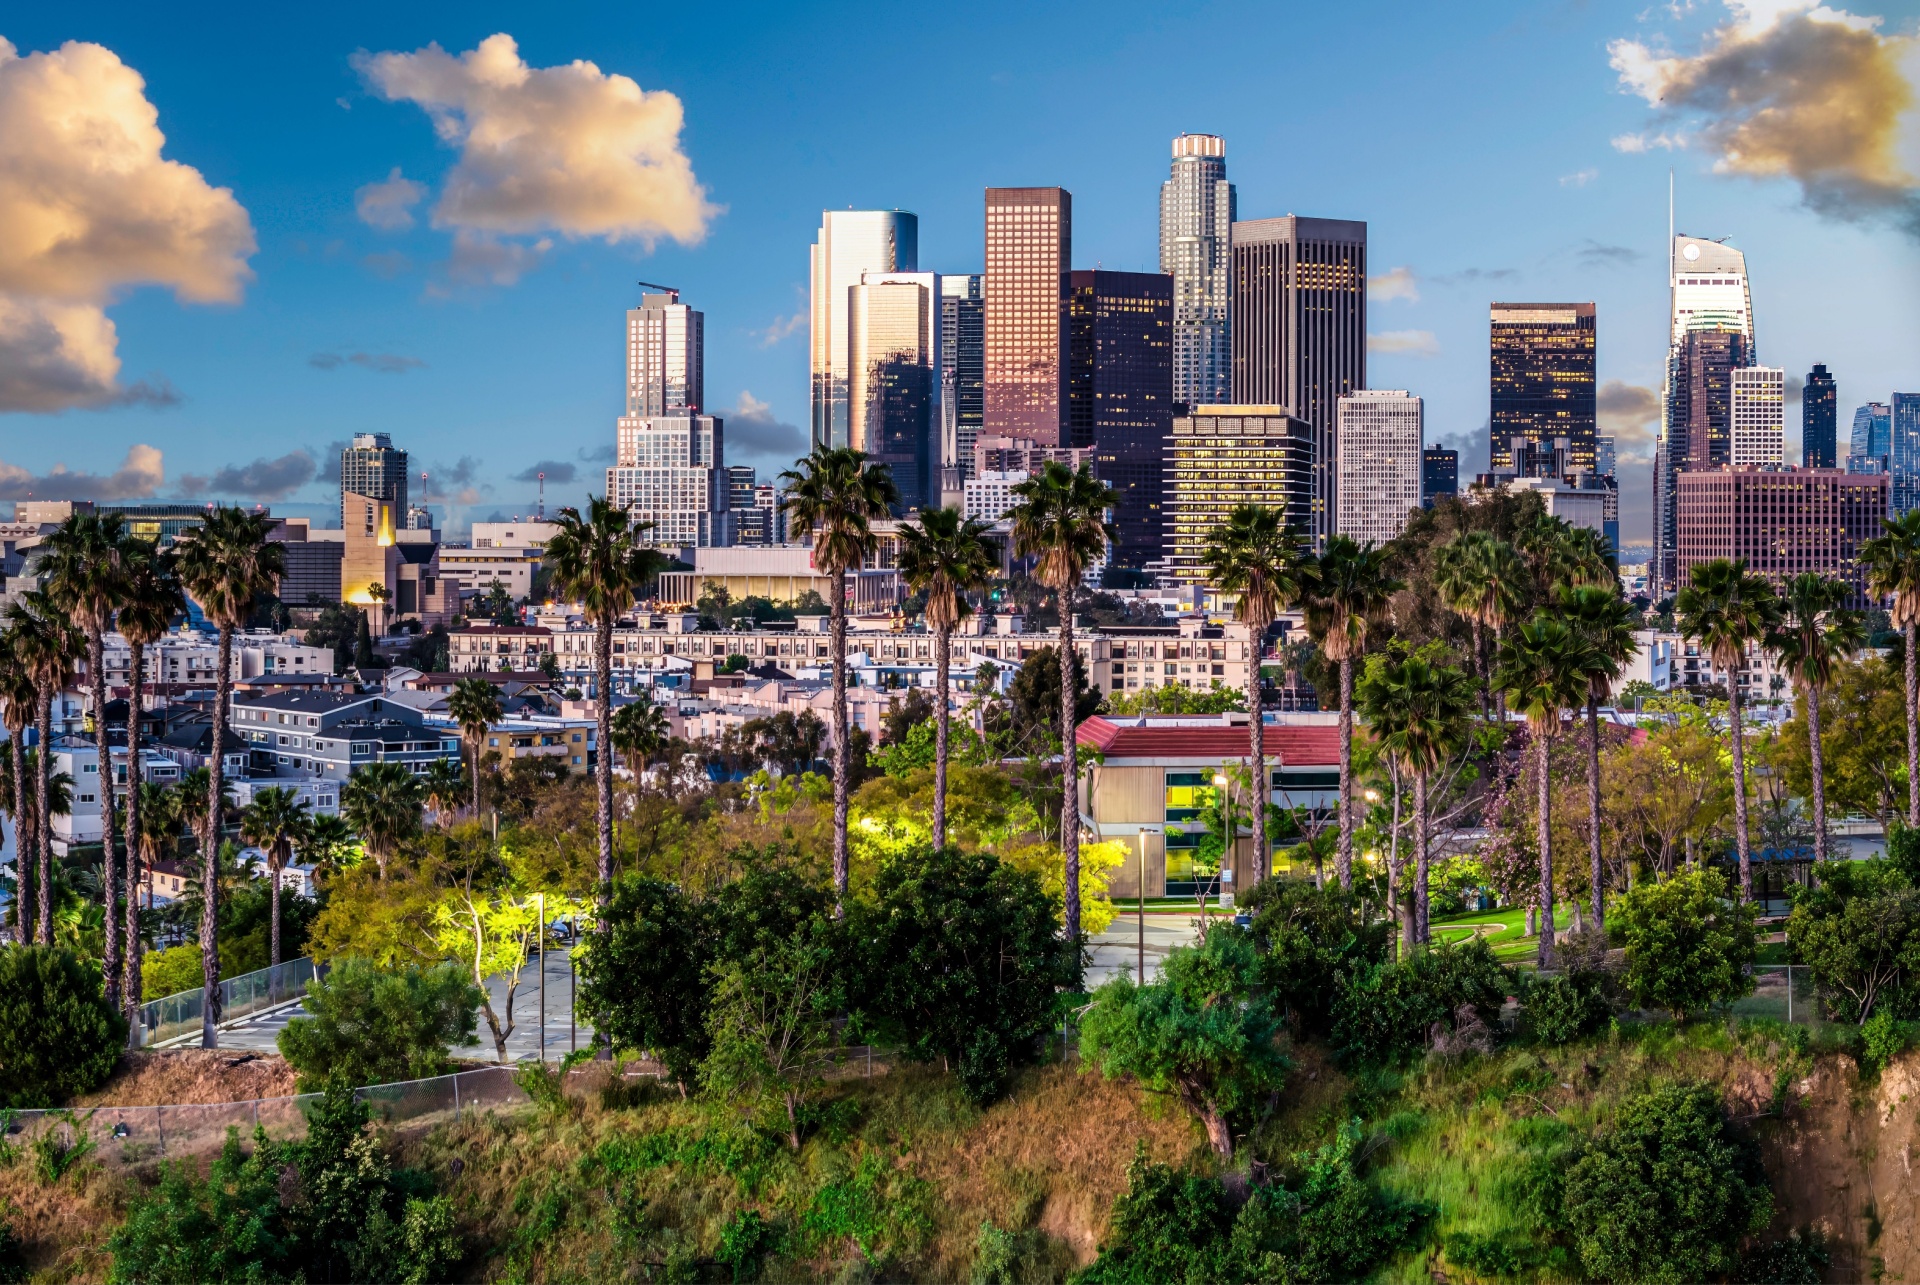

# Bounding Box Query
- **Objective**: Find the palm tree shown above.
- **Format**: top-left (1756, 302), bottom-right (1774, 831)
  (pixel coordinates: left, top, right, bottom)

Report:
top-left (780, 449), bottom-right (899, 909)
top-left (1009, 461), bottom-right (1116, 946)
top-left (610, 699), bottom-right (668, 778)
top-left (1303, 536), bottom-right (1403, 891)
top-left (1769, 574), bottom-right (1867, 866)
top-left (1863, 511), bottom-right (1920, 827)
top-left (1676, 558), bottom-right (1781, 902)
top-left (8, 592), bottom-right (80, 948)
top-left (39, 512), bottom-right (132, 1004)
top-left (300, 813), bottom-right (356, 872)
top-left (240, 786), bottom-right (310, 966)
top-left (133, 781), bottom-right (183, 906)
top-left (447, 677), bottom-right (503, 814)
top-left (543, 498), bottom-right (669, 907)
top-left (114, 540), bottom-right (184, 1013)
top-left (339, 761), bottom-right (423, 880)
top-left (421, 758), bottom-right (467, 828)
top-left (0, 626), bottom-right (36, 942)
top-left (1559, 584), bottom-right (1639, 930)
top-left (1433, 532), bottom-right (1520, 717)
top-left (1358, 656), bottom-right (1475, 947)
top-left (898, 507), bottom-right (998, 851)
top-left (1203, 503), bottom-right (1314, 886)
top-left (170, 506), bottom-right (283, 1047)
top-left (1495, 616), bottom-right (1594, 968)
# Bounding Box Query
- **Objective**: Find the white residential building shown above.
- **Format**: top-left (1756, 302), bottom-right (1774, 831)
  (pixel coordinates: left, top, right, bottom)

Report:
top-left (48, 746), bottom-right (183, 852)
top-left (436, 547), bottom-right (540, 600)
top-left (1336, 390), bottom-right (1424, 544)
top-left (606, 414), bottom-right (735, 547)
top-left (1731, 366), bottom-right (1787, 466)
top-left (963, 470), bottom-right (1027, 522)
top-left (100, 628), bottom-right (335, 691)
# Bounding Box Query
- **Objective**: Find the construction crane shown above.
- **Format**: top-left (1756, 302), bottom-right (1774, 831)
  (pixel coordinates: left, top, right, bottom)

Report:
top-left (636, 280), bottom-right (679, 299)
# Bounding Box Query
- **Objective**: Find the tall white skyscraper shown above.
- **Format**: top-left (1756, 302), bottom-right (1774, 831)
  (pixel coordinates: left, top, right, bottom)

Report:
top-left (1335, 390), bottom-right (1423, 544)
top-left (1160, 134), bottom-right (1234, 408)
top-left (1730, 366), bottom-right (1786, 466)
top-left (810, 211), bottom-right (918, 450)
top-left (626, 288), bottom-right (703, 416)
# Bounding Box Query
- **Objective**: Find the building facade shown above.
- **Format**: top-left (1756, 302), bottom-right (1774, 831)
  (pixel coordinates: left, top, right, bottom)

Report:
top-left (849, 271), bottom-right (941, 512)
top-left (1422, 447), bottom-right (1458, 507)
top-left (939, 274), bottom-right (985, 500)
top-left (1335, 390), bottom-right (1423, 544)
top-left (1068, 269), bottom-right (1175, 568)
top-left (1489, 302), bottom-right (1596, 474)
top-left (810, 210), bottom-right (918, 450)
top-left (1229, 216), bottom-right (1367, 541)
top-left (626, 287), bottom-right (703, 416)
top-left (339, 433), bottom-right (408, 530)
top-left (1895, 393), bottom-right (1920, 516)
top-left (1851, 402), bottom-right (1892, 471)
top-left (1730, 366), bottom-right (1786, 466)
top-left (984, 187), bottom-right (1072, 446)
top-left (1675, 467), bottom-right (1887, 606)
top-left (606, 414), bottom-right (734, 547)
top-left (1159, 134), bottom-right (1234, 409)
top-left (1803, 363), bottom-right (1837, 469)
top-left (1163, 406), bottom-right (1316, 582)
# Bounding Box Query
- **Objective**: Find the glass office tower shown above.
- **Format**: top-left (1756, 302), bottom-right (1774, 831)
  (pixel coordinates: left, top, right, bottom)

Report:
top-left (810, 211), bottom-right (918, 450)
top-left (626, 288), bottom-right (703, 416)
top-left (940, 275), bottom-right (985, 501)
top-left (1069, 269), bottom-right (1174, 568)
top-left (849, 272), bottom-right (941, 513)
top-left (1488, 302), bottom-right (1597, 474)
top-left (984, 187), bottom-right (1072, 446)
top-left (340, 433), bottom-right (408, 530)
top-left (1159, 134), bottom-right (1234, 409)
top-left (1802, 363), bottom-right (1837, 469)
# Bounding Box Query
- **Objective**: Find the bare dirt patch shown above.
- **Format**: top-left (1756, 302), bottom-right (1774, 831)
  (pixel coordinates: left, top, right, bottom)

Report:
top-left (70, 1049), bottom-right (298, 1108)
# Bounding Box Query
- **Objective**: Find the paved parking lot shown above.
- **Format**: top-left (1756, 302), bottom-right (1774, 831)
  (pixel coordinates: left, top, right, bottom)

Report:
top-left (1086, 911), bottom-right (1207, 987)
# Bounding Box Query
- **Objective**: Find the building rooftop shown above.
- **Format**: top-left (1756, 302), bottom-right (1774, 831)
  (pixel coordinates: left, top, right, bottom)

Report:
top-left (1076, 715), bottom-right (1339, 765)
top-left (231, 689), bottom-right (383, 712)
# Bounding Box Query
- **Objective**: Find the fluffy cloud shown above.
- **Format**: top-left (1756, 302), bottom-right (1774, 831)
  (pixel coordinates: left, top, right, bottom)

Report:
top-left (1597, 379), bottom-right (1662, 457)
top-left (1610, 3), bottom-right (1919, 235)
top-left (0, 38), bottom-right (255, 412)
top-left (355, 167), bottom-right (427, 230)
top-left (512, 460), bottom-right (578, 484)
top-left (310, 350), bottom-right (426, 373)
top-left (353, 33), bottom-right (717, 284)
top-left (1560, 168), bottom-right (1599, 187)
top-left (1367, 330), bottom-right (1440, 357)
top-left (1366, 266), bottom-right (1419, 303)
top-left (756, 311), bottom-right (805, 347)
top-left (175, 451), bottom-right (317, 501)
top-left (0, 444), bottom-right (164, 500)
top-left (725, 391), bottom-right (808, 463)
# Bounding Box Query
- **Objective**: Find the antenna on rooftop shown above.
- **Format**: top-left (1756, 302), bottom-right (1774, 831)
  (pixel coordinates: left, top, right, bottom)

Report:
top-left (538, 471), bottom-right (545, 520)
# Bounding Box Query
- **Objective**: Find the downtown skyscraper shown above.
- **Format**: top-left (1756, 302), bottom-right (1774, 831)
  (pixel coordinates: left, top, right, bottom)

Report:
top-left (810, 210), bottom-right (918, 450)
top-left (1159, 134), bottom-right (1234, 409)
top-left (940, 274), bottom-right (985, 500)
top-left (626, 287), bottom-right (703, 416)
top-left (1488, 303), bottom-right (1596, 474)
top-left (1803, 363), bottom-right (1837, 469)
top-left (849, 271), bottom-right (941, 513)
top-left (984, 187), bottom-right (1072, 446)
top-left (1068, 269), bottom-right (1174, 569)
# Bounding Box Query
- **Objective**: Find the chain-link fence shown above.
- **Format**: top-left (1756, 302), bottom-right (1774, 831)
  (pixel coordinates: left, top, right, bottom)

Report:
top-left (1729, 964), bottom-right (1828, 1028)
top-left (0, 1066), bottom-right (527, 1173)
top-left (136, 957), bottom-right (322, 1048)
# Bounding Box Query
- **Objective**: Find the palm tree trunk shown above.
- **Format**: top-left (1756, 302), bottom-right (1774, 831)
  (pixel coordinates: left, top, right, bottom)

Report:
top-left (594, 618), bottom-right (615, 893)
top-left (1247, 618), bottom-right (1266, 885)
top-left (1535, 728), bottom-right (1556, 970)
top-left (36, 688), bottom-right (53, 947)
top-left (91, 631), bottom-right (120, 1011)
top-left (470, 735), bottom-right (481, 816)
top-left (1907, 619), bottom-right (1918, 828)
top-left (933, 623), bottom-right (951, 851)
top-left (202, 626), bottom-right (234, 1049)
top-left (1059, 593), bottom-right (1082, 950)
top-left (1336, 656), bottom-right (1354, 891)
top-left (123, 642), bottom-right (146, 1022)
top-left (1808, 683), bottom-right (1828, 865)
top-left (1585, 691), bottom-right (1605, 931)
top-left (1728, 662), bottom-right (1753, 901)
top-left (269, 850), bottom-right (282, 967)
top-left (1413, 769), bottom-right (1430, 946)
top-left (9, 732), bottom-right (28, 945)
top-left (1474, 621), bottom-right (1488, 719)
top-left (830, 566), bottom-right (850, 912)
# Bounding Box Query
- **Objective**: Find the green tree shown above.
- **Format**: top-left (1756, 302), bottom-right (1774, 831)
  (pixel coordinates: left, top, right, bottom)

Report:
top-left (1329, 937), bottom-right (1512, 1067)
top-left (1303, 536), bottom-right (1402, 891)
top-left (1494, 616), bottom-right (1594, 967)
top-left (240, 787), bottom-right (311, 965)
top-left (1358, 656), bottom-right (1475, 944)
top-left (897, 507), bottom-right (998, 851)
top-left (1769, 573), bottom-right (1867, 864)
top-left (171, 506), bottom-right (284, 1047)
top-left (1079, 923), bottom-right (1289, 1157)
top-left (781, 448), bottom-right (899, 911)
top-left (1239, 878), bottom-right (1389, 1036)
top-left (1009, 460), bottom-right (1116, 947)
top-left (276, 957), bottom-right (480, 1089)
top-left (1204, 502), bottom-right (1315, 883)
top-left (1432, 530), bottom-right (1521, 716)
top-left (446, 677), bottom-right (503, 815)
top-left (1863, 509), bottom-right (1920, 827)
top-left (0, 945), bottom-right (128, 1107)
top-left (430, 876), bottom-right (582, 1065)
top-left (1677, 557), bottom-right (1782, 899)
top-left (1786, 858), bottom-right (1920, 1024)
top-left (1612, 867), bottom-right (1757, 1020)
top-left (1561, 1082), bottom-right (1772, 1284)
top-left (700, 925), bottom-right (840, 1151)
top-left (339, 762), bottom-right (424, 880)
top-left (1560, 583), bottom-right (1639, 928)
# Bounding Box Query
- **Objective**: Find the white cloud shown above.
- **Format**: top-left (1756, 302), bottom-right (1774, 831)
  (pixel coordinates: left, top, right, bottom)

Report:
top-left (355, 167), bottom-right (427, 230)
top-left (726, 391), bottom-right (808, 463)
top-left (1560, 168), bottom-right (1600, 187)
top-left (1598, 379), bottom-right (1662, 457)
top-left (1611, 131), bottom-right (1689, 153)
top-left (1366, 266), bottom-right (1419, 303)
top-left (353, 33), bottom-right (718, 283)
top-left (1367, 330), bottom-right (1440, 357)
top-left (0, 443), bottom-right (164, 500)
top-left (0, 37), bottom-right (255, 411)
top-left (756, 311), bottom-right (805, 347)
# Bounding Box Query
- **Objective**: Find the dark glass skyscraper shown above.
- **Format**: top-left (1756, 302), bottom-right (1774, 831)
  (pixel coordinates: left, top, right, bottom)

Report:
top-left (1068, 270), bottom-right (1174, 569)
top-left (1229, 216), bottom-right (1367, 541)
top-left (940, 275), bottom-right (985, 496)
top-left (1422, 447), bottom-right (1458, 507)
top-left (1489, 303), bottom-right (1597, 473)
top-left (1674, 329), bottom-right (1752, 471)
top-left (1802, 363), bottom-right (1837, 469)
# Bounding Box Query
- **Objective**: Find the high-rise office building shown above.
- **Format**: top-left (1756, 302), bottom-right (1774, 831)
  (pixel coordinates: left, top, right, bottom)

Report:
top-left (1803, 363), bottom-right (1837, 469)
top-left (1159, 134), bottom-right (1234, 408)
top-left (1676, 467), bottom-right (1886, 607)
top-left (1489, 303), bottom-right (1596, 475)
top-left (1068, 270), bottom-right (1174, 568)
top-left (939, 274), bottom-right (985, 499)
top-left (1895, 393), bottom-right (1920, 515)
top-left (810, 211), bottom-right (918, 450)
top-left (340, 434), bottom-right (407, 529)
top-left (1654, 235), bottom-right (1754, 594)
top-left (1422, 447), bottom-right (1458, 507)
top-left (1229, 216), bottom-right (1367, 541)
top-left (849, 271), bottom-right (941, 512)
top-left (1336, 390), bottom-right (1423, 544)
top-left (1163, 406), bottom-right (1315, 583)
top-left (1597, 437), bottom-right (1617, 478)
top-left (626, 288), bottom-right (703, 416)
top-left (606, 414), bottom-right (734, 547)
top-left (1730, 366), bottom-right (1786, 466)
top-left (1850, 402), bottom-right (1892, 470)
top-left (985, 187), bottom-right (1072, 446)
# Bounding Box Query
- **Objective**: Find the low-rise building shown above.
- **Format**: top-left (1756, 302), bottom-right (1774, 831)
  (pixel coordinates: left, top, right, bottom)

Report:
top-left (100, 629), bottom-right (335, 695)
top-left (452, 713), bottom-right (596, 773)
top-left (48, 745), bottom-right (181, 852)
top-left (436, 546), bottom-right (541, 600)
top-left (449, 624), bottom-right (556, 673)
top-left (231, 689), bottom-right (460, 779)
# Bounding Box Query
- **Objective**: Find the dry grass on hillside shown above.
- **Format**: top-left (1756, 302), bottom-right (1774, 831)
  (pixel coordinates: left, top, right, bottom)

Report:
top-left (70, 1050), bottom-right (298, 1108)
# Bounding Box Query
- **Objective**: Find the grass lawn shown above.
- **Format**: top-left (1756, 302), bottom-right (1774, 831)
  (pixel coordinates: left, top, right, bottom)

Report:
top-left (1429, 903), bottom-right (1577, 964)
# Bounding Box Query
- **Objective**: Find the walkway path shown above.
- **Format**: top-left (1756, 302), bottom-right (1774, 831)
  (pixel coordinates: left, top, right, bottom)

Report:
top-left (1086, 911), bottom-right (1206, 987)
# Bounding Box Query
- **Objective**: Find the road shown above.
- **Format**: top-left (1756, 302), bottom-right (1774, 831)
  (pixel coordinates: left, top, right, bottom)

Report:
top-left (1086, 910), bottom-right (1207, 987)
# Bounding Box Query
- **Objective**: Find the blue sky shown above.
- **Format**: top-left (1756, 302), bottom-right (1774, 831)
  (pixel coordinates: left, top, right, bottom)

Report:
top-left (2, 0), bottom-right (1917, 545)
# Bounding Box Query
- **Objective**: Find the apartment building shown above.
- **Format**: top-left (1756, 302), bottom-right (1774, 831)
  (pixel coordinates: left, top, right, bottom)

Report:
top-left (230, 689), bottom-right (460, 780)
top-left (449, 625), bottom-right (557, 673)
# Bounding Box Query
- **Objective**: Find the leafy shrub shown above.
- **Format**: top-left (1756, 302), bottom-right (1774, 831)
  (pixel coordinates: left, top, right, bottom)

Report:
top-left (0, 945), bottom-right (127, 1107)
top-left (107, 1127), bottom-right (290, 1284)
top-left (1612, 867), bottom-right (1757, 1020)
top-left (0, 1203), bottom-right (23, 1285)
top-left (1524, 970), bottom-right (1613, 1045)
top-left (1738, 1230), bottom-right (1829, 1285)
top-left (1329, 937), bottom-right (1512, 1067)
top-left (1561, 1081), bottom-right (1772, 1284)
top-left (29, 1110), bottom-right (96, 1184)
top-left (1241, 878), bottom-right (1389, 1036)
top-left (1860, 1010), bottom-right (1920, 1077)
top-left (277, 957), bottom-right (479, 1090)
top-left (140, 944), bottom-right (203, 1001)
top-left (1786, 858), bottom-right (1920, 1024)
top-left (718, 1209), bottom-right (777, 1282)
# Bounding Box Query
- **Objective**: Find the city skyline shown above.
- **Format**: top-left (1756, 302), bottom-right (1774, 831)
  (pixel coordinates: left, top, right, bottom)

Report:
top-left (0, 1), bottom-right (1916, 547)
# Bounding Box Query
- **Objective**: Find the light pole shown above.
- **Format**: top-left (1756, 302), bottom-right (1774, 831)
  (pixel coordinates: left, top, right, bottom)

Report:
top-left (1212, 773), bottom-right (1232, 910)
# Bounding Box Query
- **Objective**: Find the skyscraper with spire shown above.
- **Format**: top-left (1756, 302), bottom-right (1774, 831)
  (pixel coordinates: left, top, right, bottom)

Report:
top-left (1159, 134), bottom-right (1234, 409)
